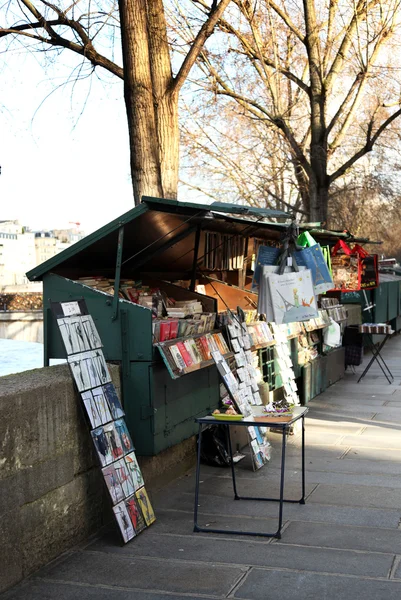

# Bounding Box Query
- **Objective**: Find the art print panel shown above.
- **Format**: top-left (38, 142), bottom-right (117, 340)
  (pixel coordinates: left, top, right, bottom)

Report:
top-left (103, 383), bottom-right (125, 419)
top-left (91, 350), bottom-right (111, 385)
top-left (114, 458), bottom-right (135, 498)
top-left (91, 426), bottom-right (114, 467)
top-left (113, 501), bottom-right (136, 543)
top-left (114, 419), bottom-right (134, 455)
top-left (102, 464), bottom-right (125, 504)
top-left (81, 315), bottom-right (103, 350)
top-left (91, 387), bottom-right (113, 425)
top-left (68, 354), bottom-right (93, 391)
top-left (125, 452), bottom-right (144, 492)
top-left (135, 487), bottom-right (156, 526)
top-left (82, 390), bottom-right (102, 429)
top-left (103, 422), bottom-right (124, 461)
top-left (125, 495), bottom-right (146, 534)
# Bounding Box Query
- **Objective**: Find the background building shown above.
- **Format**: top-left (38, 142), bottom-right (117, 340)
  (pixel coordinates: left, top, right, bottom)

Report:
top-left (0, 220), bottom-right (85, 289)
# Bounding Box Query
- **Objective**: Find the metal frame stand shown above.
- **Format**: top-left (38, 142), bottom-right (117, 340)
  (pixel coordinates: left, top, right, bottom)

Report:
top-left (193, 412), bottom-right (307, 539)
top-left (358, 333), bottom-right (393, 384)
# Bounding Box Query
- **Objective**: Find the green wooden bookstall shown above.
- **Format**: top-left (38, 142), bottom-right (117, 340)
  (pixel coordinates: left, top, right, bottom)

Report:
top-left (26, 197), bottom-right (292, 456)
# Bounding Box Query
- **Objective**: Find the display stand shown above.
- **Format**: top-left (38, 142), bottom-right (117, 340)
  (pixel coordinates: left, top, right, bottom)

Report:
top-left (193, 406), bottom-right (308, 539)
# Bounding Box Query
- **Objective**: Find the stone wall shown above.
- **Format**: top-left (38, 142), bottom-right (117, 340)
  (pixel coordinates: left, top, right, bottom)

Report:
top-left (0, 311), bottom-right (43, 343)
top-left (0, 363), bottom-right (197, 594)
top-left (0, 364), bottom-right (118, 593)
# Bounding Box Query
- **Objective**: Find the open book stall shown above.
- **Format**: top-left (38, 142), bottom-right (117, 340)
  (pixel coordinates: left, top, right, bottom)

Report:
top-left (27, 198), bottom-right (381, 465)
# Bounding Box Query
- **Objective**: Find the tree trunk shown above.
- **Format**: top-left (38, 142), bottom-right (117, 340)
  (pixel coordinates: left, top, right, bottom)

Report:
top-left (309, 182), bottom-right (329, 224)
top-left (118, 0), bottom-right (178, 204)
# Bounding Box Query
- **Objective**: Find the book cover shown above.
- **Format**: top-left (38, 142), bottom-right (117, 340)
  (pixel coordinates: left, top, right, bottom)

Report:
top-left (185, 339), bottom-right (201, 364)
top-left (169, 344), bottom-right (187, 370)
top-left (169, 319), bottom-right (179, 340)
top-left (159, 321), bottom-right (171, 342)
top-left (195, 338), bottom-right (208, 362)
top-left (176, 342), bottom-right (193, 367)
top-left (199, 336), bottom-right (212, 360)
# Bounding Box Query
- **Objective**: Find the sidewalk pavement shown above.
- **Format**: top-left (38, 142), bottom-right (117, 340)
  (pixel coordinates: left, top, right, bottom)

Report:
top-left (4, 336), bottom-right (401, 600)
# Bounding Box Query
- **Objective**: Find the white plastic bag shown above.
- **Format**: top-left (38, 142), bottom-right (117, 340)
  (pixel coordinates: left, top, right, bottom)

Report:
top-left (323, 318), bottom-right (341, 347)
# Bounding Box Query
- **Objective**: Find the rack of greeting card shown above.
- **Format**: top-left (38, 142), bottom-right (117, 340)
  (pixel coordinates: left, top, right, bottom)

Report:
top-left (51, 299), bottom-right (156, 544)
top-left (210, 348), bottom-right (272, 470)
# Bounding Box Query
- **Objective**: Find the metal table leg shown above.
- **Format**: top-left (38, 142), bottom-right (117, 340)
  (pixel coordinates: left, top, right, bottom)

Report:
top-left (301, 414), bottom-right (306, 504)
top-left (225, 423), bottom-right (239, 500)
top-left (193, 423), bottom-right (203, 532)
top-left (358, 334), bottom-right (393, 384)
top-left (276, 424), bottom-right (288, 538)
top-left (194, 419), bottom-right (306, 539)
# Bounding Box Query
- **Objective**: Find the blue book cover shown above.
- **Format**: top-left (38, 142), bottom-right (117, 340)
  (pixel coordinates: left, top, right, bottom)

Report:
top-left (252, 246), bottom-right (281, 290)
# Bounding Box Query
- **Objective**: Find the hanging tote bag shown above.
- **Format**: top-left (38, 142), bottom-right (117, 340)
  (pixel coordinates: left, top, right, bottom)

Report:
top-left (329, 240), bottom-right (361, 292)
top-left (296, 232), bottom-right (334, 294)
top-left (353, 244), bottom-right (379, 290)
top-left (267, 269), bottom-right (318, 324)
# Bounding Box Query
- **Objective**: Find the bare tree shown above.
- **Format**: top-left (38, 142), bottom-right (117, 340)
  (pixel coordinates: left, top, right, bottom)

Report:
top-left (172, 0), bottom-right (401, 223)
top-left (0, 0), bottom-right (231, 203)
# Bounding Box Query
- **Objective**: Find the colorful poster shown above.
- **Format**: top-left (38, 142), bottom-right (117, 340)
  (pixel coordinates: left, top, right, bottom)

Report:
top-left (135, 487), bottom-right (156, 526)
top-left (113, 501), bottom-right (136, 543)
top-left (125, 452), bottom-right (144, 491)
top-left (268, 270), bottom-right (318, 324)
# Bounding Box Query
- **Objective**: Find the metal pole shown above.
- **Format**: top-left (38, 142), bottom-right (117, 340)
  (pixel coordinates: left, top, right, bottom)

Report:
top-left (112, 226), bottom-right (125, 321)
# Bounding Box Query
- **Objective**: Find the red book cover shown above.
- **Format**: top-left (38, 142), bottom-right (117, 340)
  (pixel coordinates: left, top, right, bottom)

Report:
top-left (195, 338), bottom-right (208, 362)
top-left (159, 321), bottom-right (171, 342)
top-left (169, 319), bottom-right (179, 340)
top-left (176, 342), bottom-right (193, 367)
top-left (199, 336), bottom-right (212, 360)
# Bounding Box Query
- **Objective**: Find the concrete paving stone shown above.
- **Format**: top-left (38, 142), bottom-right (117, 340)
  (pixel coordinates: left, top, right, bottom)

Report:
top-left (259, 457), bottom-right (401, 477)
top-left (308, 483), bottom-right (401, 509)
top-left (321, 387), bottom-right (388, 394)
top-left (360, 425), bottom-right (401, 436)
top-left (36, 551), bottom-right (246, 596)
top-left (132, 508), bottom-right (281, 539)
top-left (340, 435), bottom-right (401, 449)
top-left (344, 447), bottom-right (401, 462)
top-left (383, 401), bottom-right (401, 407)
top-left (1, 580), bottom-right (218, 600)
top-left (154, 474), bottom-right (316, 502)
top-left (155, 493), bottom-right (401, 529)
top-left (305, 419), bottom-right (364, 432)
top-left (234, 569), bottom-right (401, 600)
top-left (279, 520), bottom-right (401, 554)
top-left (372, 412), bottom-right (401, 423)
top-left (307, 408), bottom-right (377, 419)
top-left (86, 531), bottom-right (395, 578)
top-left (319, 397), bottom-right (388, 406)
top-left (304, 470), bottom-right (401, 489)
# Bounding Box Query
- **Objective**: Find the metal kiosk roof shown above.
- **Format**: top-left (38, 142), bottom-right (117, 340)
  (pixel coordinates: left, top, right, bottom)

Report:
top-left (27, 197), bottom-right (293, 283)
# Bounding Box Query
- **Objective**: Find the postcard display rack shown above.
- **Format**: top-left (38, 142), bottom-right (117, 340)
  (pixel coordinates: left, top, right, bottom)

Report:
top-left (51, 299), bottom-right (156, 544)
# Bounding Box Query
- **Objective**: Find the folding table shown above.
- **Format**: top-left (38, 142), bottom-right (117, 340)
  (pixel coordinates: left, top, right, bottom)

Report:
top-left (193, 406), bottom-right (308, 539)
top-left (357, 325), bottom-right (394, 384)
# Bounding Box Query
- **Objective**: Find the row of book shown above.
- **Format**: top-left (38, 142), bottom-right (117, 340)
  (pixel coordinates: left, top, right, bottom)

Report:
top-left (160, 332), bottom-right (230, 372)
top-left (152, 313), bottom-right (216, 342)
top-left (202, 232), bottom-right (247, 271)
top-left (326, 305), bottom-right (347, 322)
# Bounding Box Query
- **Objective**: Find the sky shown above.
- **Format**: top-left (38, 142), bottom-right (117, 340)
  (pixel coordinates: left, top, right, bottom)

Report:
top-left (1, 43), bottom-right (135, 235)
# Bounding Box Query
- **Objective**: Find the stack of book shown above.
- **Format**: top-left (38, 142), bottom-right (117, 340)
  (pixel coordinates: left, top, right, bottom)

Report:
top-left (152, 313), bottom-right (216, 342)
